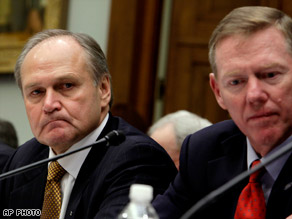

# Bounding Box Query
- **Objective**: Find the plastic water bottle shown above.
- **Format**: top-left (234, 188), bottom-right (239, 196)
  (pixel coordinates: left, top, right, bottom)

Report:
top-left (117, 184), bottom-right (159, 219)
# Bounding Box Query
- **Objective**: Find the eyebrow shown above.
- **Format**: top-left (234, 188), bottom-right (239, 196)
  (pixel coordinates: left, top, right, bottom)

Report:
top-left (23, 73), bottom-right (79, 90)
top-left (221, 63), bottom-right (286, 78)
top-left (23, 82), bottom-right (41, 90)
top-left (261, 63), bottom-right (287, 70)
top-left (220, 70), bottom-right (241, 81)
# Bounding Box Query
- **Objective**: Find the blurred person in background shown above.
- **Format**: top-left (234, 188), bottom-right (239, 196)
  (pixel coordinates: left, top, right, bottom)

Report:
top-left (148, 110), bottom-right (212, 169)
top-left (0, 119), bottom-right (16, 173)
top-left (0, 118), bottom-right (19, 149)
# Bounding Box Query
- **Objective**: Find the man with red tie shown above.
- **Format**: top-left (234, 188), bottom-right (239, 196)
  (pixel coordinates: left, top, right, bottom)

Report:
top-left (153, 6), bottom-right (292, 219)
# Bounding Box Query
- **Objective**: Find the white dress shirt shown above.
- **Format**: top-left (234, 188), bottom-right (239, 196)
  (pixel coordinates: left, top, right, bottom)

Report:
top-left (47, 113), bottom-right (109, 219)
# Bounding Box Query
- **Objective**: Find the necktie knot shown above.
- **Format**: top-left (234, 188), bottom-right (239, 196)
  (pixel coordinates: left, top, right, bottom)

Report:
top-left (249, 160), bottom-right (263, 183)
top-left (47, 161), bottom-right (66, 181)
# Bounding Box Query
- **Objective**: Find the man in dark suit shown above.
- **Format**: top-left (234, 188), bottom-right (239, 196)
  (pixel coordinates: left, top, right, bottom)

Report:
top-left (0, 142), bottom-right (14, 173)
top-left (153, 6), bottom-right (292, 219)
top-left (0, 119), bottom-right (17, 173)
top-left (0, 29), bottom-right (177, 218)
top-left (0, 118), bottom-right (19, 149)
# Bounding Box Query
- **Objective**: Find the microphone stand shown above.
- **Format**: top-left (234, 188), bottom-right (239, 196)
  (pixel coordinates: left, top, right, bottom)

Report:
top-left (0, 130), bottom-right (125, 181)
top-left (180, 140), bottom-right (292, 219)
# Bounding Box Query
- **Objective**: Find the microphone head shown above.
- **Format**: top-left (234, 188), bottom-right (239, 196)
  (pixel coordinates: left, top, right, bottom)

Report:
top-left (104, 130), bottom-right (126, 146)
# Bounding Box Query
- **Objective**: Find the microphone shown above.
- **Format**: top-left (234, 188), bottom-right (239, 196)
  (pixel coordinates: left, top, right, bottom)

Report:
top-left (104, 130), bottom-right (126, 146)
top-left (0, 130), bottom-right (125, 181)
top-left (180, 139), bottom-right (292, 219)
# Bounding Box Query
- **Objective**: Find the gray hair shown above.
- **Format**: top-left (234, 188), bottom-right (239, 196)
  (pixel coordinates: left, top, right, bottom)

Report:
top-left (14, 29), bottom-right (113, 106)
top-left (209, 6), bottom-right (292, 76)
top-left (148, 110), bottom-right (212, 149)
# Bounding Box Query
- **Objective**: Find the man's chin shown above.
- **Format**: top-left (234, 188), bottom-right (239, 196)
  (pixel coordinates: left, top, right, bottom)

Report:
top-left (39, 135), bottom-right (73, 151)
top-left (250, 130), bottom-right (281, 148)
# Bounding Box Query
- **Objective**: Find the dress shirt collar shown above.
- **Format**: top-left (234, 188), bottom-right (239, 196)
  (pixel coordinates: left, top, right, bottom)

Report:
top-left (48, 113), bottom-right (109, 179)
top-left (247, 135), bottom-right (292, 180)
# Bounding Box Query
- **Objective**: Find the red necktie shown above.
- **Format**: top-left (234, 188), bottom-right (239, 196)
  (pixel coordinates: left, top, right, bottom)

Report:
top-left (234, 160), bottom-right (266, 219)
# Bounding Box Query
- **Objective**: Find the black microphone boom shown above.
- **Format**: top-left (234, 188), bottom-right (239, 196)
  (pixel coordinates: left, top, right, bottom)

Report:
top-left (0, 130), bottom-right (125, 181)
top-left (104, 130), bottom-right (126, 146)
top-left (180, 139), bottom-right (292, 219)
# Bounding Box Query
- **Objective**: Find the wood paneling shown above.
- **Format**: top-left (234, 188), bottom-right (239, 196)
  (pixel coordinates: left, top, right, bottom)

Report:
top-left (107, 0), bottom-right (292, 127)
top-left (164, 0), bottom-right (290, 123)
top-left (107, 0), bottom-right (162, 131)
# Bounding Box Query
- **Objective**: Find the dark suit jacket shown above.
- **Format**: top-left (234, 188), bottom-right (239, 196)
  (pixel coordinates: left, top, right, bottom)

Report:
top-left (0, 114), bottom-right (177, 218)
top-left (153, 120), bottom-right (292, 219)
top-left (0, 142), bottom-right (14, 173)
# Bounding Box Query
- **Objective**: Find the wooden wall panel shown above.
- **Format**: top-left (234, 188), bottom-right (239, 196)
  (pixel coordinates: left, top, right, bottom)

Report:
top-left (163, 0), bottom-right (290, 123)
top-left (107, 0), bottom-right (163, 132)
top-left (107, 0), bottom-right (292, 128)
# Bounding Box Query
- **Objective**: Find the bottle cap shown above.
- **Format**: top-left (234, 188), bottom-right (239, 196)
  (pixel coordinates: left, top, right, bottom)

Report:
top-left (129, 184), bottom-right (153, 202)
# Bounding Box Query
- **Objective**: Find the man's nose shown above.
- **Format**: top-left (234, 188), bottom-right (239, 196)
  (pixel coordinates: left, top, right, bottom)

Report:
top-left (42, 90), bottom-right (61, 113)
top-left (246, 79), bottom-right (268, 109)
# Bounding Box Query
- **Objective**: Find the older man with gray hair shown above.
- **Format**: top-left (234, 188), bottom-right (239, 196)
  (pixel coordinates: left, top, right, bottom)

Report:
top-left (148, 110), bottom-right (211, 169)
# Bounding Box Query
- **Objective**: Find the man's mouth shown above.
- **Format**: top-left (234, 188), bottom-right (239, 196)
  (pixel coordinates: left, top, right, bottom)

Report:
top-left (42, 117), bottom-right (69, 130)
top-left (247, 112), bottom-right (278, 122)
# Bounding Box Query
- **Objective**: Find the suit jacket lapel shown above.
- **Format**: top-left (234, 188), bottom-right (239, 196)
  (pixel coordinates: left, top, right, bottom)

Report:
top-left (266, 153), bottom-right (292, 218)
top-left (10, 147), bottom-right (48, 210)
top-left (206, 132), bottom-right (247, 217)
top-left (207, 132), bottom-right (247, 190)
top-left (65, 113), bottom-right (119, 216)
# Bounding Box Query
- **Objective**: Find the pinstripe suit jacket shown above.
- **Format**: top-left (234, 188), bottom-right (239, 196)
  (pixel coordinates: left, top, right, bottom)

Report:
top-left (0, 114), bottom-right (177, 218)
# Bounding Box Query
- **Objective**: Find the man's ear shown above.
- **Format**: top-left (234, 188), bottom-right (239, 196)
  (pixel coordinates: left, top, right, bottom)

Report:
top-left (209, 73), bottom-right (227, 110)
top-left (99, 75), bottom-right (111, 107)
